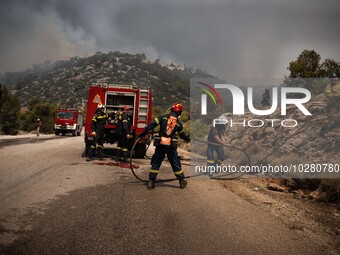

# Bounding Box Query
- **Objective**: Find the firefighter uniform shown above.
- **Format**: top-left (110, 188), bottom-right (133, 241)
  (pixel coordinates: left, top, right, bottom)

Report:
top-left (140, 103), bottom-right (190, 189)
top-left (115, 106), bottom-right (131, 161)
top-left (90, 107), bottom-right (108, 158)
top-left (115, 110), bottom-right (123, 158)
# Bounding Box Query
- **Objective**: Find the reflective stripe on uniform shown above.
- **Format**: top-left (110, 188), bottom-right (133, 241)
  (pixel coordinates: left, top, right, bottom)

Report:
top-left (90, 145), bottom-right (96, 149)
top-left (207, 160), bottom-right (214, 164)
top-left (122, 148), bottom-right (128, 152)
top-left (154, 118), bottom-right (160, 125)
top-left (150, 170), bottom-right (159, 173)
top-left (97, 145), bottom-right (103, 149)
top-left (175, 169), bottom-right (184, 175)
top-left (92, 118), bottom-right (97, 122)
top-left (117, 147), bottom-right (121, 150)
top-left (123, 120), bottom-right (128, 123)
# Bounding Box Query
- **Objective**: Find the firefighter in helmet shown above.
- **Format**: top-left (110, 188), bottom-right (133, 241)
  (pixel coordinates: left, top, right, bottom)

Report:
top-left (115, 105), bottom-right (132, 162)
top-left (88, 104), bottom-right (108, 160)
top-left (139, 103), bottom-right (190, 190)
top-left (207, 117), bottom-right (228, 176)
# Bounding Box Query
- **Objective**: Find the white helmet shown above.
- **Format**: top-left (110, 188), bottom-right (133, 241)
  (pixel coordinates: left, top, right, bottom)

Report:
top-left (213, 115), bottom-right (228, 129)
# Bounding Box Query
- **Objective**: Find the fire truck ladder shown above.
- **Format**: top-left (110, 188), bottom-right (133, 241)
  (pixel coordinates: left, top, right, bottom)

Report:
top-left (137, 90), bottom-right (150, 129)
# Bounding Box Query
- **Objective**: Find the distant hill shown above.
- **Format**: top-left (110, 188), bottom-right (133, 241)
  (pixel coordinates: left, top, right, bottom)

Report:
top-left (0, 51), bottom-right (214, 110)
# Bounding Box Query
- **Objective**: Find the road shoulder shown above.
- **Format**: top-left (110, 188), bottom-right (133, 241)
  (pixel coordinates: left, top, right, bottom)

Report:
top-left (221, 178), bottom-right (340, 254)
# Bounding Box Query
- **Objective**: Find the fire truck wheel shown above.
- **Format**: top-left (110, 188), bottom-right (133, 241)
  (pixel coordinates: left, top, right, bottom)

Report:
top-left (134, 144), bottom-right (146, 158)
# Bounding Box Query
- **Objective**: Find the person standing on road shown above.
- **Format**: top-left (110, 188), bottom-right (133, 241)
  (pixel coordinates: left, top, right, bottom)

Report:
top-left (139, 102), bottom-right (190, 190)
top-left (207, 118), bottom-right (227, 176)
top-left (36, 118), bottom-right (43, 137)
top-left (119, 105), bottom-right (132, 162)
top-left (88, 104), bottom-right (108, 160)
top-left (114, 108), bottom-right (123, 160)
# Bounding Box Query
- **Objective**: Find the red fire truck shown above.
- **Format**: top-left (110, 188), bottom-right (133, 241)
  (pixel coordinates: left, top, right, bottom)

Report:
top-left (54, 109), bottom-right (83, 136)
top-left (84, 83), bottom-right (152, 157)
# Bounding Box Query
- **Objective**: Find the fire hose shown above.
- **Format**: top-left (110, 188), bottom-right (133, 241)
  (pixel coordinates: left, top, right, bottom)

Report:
top-left (128, 103), bottom-right (325, 183)
top-left (128, 136), bottom-right (252, 182)
top-left (129, 136), bottom-right (188, 183)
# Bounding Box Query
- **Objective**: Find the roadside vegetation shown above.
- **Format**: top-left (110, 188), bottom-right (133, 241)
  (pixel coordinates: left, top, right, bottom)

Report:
top-left (0, 85), bottom-right (56, 135)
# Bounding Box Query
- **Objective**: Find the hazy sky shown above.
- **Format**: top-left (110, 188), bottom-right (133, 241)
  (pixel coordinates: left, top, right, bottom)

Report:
top-left (0, 0), bottom-right (339, 79)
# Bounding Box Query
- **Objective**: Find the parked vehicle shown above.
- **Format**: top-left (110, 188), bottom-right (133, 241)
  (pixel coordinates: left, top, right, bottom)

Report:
top-left (84, 83), bottom-right (152, 157)
top-left (55, 109), bottom-right (83, 136)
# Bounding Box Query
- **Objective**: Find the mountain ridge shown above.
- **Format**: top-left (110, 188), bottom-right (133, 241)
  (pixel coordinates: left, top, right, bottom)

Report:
top-left (0, 51), bottom-right (214, 110)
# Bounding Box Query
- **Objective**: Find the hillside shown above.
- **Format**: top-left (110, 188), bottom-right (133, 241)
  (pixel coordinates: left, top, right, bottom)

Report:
top-left (224, 97), bottom-right (338, 163)
top-left (0, 51), bottom-right (214, 110)
top-left (223, 93), bottom-right (340, 201)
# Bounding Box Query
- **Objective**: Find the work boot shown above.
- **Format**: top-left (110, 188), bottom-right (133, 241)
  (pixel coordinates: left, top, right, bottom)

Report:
top-left (121, 151), bottom-right (130, 163)
top-left (147, 180), bottom-right (155, 190)
top-left (112, 149), bottom-right (121, 161)
top-left (179, 179), bottom-right (187, 189)
top-left (87, 148), bottom-right (96, 161)
top-left (97, 147), bottom-right (104, 159)
top-left (121, 157), bottom-right (130, 163)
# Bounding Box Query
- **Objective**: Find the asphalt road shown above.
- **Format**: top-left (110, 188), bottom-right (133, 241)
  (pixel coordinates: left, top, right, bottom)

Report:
top-left (0, 135), bottom-right (330, 254)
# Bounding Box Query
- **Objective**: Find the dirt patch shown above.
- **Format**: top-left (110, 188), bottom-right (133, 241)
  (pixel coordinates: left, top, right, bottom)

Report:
top-left (220, 178), bottom-right (340, 253)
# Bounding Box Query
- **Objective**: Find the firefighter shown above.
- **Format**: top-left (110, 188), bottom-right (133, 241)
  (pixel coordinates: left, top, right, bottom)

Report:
top-left (120, 105), bottom-right (132, 162)
top-left (89, 104), bottom-right (108, 160)
top-left (207, 118), bottom-right (227, 176)
top-left (139, 103), bottom-right (190, 190)
top-left (115, 106), bottom-right (131, 162)
top-left (114, 108), bottom-right (123, 160)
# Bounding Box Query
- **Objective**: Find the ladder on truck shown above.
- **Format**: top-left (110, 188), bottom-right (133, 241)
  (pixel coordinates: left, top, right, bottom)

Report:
top-left (137, 90), bottom-right (150, 129)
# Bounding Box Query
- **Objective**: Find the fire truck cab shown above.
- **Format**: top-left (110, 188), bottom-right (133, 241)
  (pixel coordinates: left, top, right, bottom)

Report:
top-left (55, 109), bottom-right (83, 136)
top-left (84, 83), bottom-right (152, 158)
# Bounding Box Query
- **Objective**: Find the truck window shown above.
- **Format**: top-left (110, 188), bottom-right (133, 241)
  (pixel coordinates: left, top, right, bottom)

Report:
top-left (58, 112), bottom-right (74, 119)
top-left (106, 94), bottom-right (134, 107)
